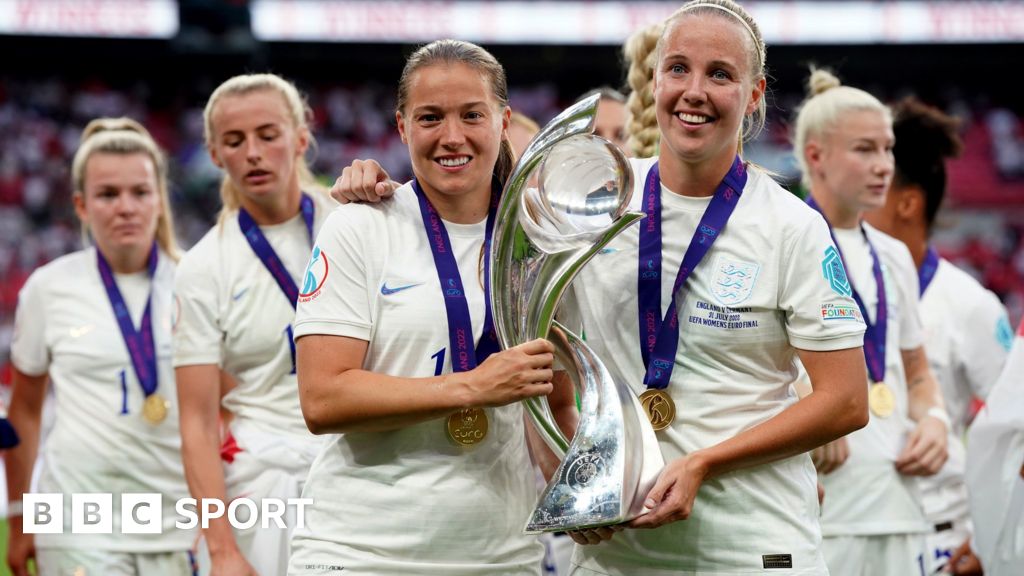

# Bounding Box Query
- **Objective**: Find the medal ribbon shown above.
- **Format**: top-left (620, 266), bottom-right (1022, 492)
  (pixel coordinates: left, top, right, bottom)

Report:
top-left (97, 244), bottom-right (159, 398)
top-left (238, 193), bottom-right (315, 310)
top-left (637, 157), bottom-right (746, 389)
top-left (413, 178), bottom-right (500, 372)
top-left (918, 245), bottom-right (940, 296)
top-left (806, 197), bottom-right (888, 383)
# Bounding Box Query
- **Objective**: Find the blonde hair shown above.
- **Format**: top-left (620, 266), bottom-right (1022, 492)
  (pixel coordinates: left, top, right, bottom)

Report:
top-left (71, 117), bottom-right (180, 260)
top-left (624, 21), bottom-right (663, 158)
top-left (202, 73), bottom-right (325, 222)
top-left (655, 0), bottom-right (768, 148)
top-left (793, 67), bottom-right (892, 188)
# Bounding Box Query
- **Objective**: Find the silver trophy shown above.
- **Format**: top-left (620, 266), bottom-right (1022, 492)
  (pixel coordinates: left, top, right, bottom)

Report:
top-left (491, 95), bottom-right (665, 532)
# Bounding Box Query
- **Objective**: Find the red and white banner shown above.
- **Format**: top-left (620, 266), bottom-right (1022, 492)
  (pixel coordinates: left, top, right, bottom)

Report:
top-left (0, 0), bottom-right (178, 38)
top-left (251, 0), bottom-right (1024, 45)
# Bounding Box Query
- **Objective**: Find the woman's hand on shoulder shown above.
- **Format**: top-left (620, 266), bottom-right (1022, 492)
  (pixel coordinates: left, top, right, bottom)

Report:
top-left (463, 339), bottom-right (555, 407)
top-left (331, 159), bottom-right (400, 204)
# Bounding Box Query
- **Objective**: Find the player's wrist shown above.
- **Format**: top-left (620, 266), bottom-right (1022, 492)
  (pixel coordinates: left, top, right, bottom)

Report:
top-left (924, 406), bottom-right (951, 429)
top-left (6, 500), bottom-right (23, 517)
top-left (442, 371), bottom-right (477, 410)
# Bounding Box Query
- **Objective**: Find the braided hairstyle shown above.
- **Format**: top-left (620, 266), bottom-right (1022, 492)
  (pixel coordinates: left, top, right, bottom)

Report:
top-left (624, 21), bottom-right (662, 158)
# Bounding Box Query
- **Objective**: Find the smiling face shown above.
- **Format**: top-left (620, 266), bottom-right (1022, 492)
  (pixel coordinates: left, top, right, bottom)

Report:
top-left (396, 62), bottom-right (510, 204)
top-left (74, 151), bottom-right (161, 258)
top-left (207, 89), bottom-right (309, 208)
top-left (807, 109), bottom-right (895, 214)
top-left (653, 13), bottom-right (764, 171)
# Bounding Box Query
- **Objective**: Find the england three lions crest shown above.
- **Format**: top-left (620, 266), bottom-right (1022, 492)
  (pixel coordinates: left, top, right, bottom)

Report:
top-left (710, 256), bottom-right (759, 306)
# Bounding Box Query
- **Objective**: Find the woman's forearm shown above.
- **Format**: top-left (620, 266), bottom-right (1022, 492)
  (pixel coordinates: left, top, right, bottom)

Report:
top-left (695, 347), bottom-right (868, 480)
top-left (176, 364), bottom-right (239, 556)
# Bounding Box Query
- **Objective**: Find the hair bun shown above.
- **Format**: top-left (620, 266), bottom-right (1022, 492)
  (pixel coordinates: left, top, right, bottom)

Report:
top-left (807, 68), bottom-right (841, 97)
top-left (80, 117), bottom-right (150, 143)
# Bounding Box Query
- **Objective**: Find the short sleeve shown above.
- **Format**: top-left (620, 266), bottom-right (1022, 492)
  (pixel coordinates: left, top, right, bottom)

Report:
top-left (961, 294), bottom-right (1012, 400)
top-left (172, 250), bottom-right (224, 367)
top-left (10, 271), bottom-right (49, 376)
top-left (293, 206), bottom-right (375, 341)
top-left (780, 216), bottom-right (866, 351)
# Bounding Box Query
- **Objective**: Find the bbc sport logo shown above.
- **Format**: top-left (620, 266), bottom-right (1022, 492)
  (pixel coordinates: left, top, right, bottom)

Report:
top-left (22, 493), bottom-right (312, 534)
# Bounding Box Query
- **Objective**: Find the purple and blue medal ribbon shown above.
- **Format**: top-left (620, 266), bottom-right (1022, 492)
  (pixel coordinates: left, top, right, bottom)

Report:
top-left (97, 244), bottom-right (159, 399)
top-left (918, 245), bottom-right (940, 296)
top-left (414, 178), bottom-right (500, 371)
top-left (637, 157), bottom-right (746, 389)
top-left (238, 193), bottom-right (315, 310)
top-left (806, 197), bottom-right (888, 383)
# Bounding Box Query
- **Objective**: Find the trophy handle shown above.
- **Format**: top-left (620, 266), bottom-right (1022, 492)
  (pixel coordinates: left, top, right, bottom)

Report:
top-left (524, 323), bottom-right (664, 533)
top-left (491, 94), bottom-right (665, 532)
top-left (520, 211), bottom-right (642, 456)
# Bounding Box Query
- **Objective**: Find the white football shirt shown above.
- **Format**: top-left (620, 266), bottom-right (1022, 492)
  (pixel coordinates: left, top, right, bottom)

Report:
top-left (569, 158), bottom-right (865, 575)
top-left (818, 223), bottom-right (931, 536)
top-left (173, 193), bottom-right (335, 440)
top-left (918, 258), bottom-right (1011, 524)
top-left (965, 319), bottom-right (1024, 576)
top-left (289, 184), bottom-right (544, 575)
top-left (11, 248), bottom-right (194, 552)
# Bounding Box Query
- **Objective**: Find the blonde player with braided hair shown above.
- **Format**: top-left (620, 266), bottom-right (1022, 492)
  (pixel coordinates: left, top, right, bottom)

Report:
top-left (174, 73), bottom-right (335, 575)
top-left (624, 21), bottom-right (663, 158)
top-left (7, 118), bottom-right (194, 575)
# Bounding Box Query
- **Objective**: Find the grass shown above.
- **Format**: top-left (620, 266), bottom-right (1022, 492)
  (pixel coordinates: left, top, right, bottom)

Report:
top-left (0, 519), bottom-right (10, 576)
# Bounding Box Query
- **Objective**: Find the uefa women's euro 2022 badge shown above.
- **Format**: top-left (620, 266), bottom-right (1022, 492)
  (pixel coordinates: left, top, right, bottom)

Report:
top-left (298, 245), bottom-right (329, 303)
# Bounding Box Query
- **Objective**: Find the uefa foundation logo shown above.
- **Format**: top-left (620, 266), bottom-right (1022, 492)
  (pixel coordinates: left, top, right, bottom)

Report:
top-left (22, 494), bottom-right (311, 534)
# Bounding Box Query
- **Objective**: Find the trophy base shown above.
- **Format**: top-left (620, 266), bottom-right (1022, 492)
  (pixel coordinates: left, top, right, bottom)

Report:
top-left (525, 342), bottom-right (665, 533)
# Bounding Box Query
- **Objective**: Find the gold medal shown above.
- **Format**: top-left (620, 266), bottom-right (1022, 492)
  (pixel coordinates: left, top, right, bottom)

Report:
top-left (142, 393), bottom-right (169, 425)
top-left (446, 408), bottom-right (489, 446)
top-left (868, 382), bottom-right (895, 418)
top-left (639, 389), bottom-right (676, 431)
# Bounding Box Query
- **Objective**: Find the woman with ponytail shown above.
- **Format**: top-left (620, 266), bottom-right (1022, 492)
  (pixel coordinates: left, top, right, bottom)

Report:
top-left (289, 39), bottom-right (577, 575)
top-left (795, 69), bottom-right (951, 576)
top-left (6, 118), bottom-right (193, 575)
top-left (864, 97), bottom-right (1011, 575)
top-left (173, 73), bottom-right (335, 575)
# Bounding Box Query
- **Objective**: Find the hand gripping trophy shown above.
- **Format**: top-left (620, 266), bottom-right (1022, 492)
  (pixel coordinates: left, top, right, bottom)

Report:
top-left (491, 95), bottom-right (665, 532)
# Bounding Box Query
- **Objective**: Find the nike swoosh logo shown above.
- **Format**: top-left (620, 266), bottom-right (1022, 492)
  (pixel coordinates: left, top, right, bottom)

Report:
top-left (381, 282), bottom-right (421, 296)
top-left (598, 247), bottom-right (619, 255)
top-left (232, 288), bottom-right (248, 301)
top-left (69, 324), bottom-right (95, 338)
